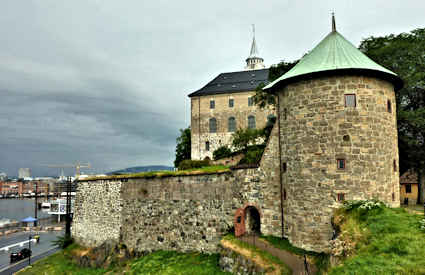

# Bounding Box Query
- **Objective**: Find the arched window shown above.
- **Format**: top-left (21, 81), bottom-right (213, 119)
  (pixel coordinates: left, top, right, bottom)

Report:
top-left (228, 117), bottom-right (236, 132)
top-left (248, 115), bottom-right (256, 129)
top-left (209, 118), bottom-right (217, 133)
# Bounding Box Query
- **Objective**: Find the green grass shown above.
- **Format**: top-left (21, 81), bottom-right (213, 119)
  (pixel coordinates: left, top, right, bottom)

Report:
top-left (222, 234), bottom-right (292, 275)
top-left (84, 165), bottom-right (230, 181)
top-left (19, 245), bottom-right (230, 275)
top-left (329, 205), bottom-right (425, 274)
top-left (128, 250), bottom-right (230, 275)
top-left (18, 244), bottom-right (108, 275)
top-left (260, 235), bottom-right (330, 273)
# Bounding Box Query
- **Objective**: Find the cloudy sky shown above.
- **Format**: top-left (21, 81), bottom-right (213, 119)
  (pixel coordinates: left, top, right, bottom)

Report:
top-left (0, 0), bottom-right (423, 177)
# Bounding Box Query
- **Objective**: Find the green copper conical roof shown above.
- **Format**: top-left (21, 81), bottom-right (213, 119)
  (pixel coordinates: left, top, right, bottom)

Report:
top-left (264, 28), bottom-right (402, 91)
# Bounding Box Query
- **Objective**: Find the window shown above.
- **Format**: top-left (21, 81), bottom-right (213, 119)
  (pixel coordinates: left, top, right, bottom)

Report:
top-left (248, 97), bottom-right (254, 106)
top-left (387, 100), bottom-right (392, 113)
top-left (283, 108), bottom-right (288, 120)
top-left (393, 159), bottom-right (397, 172)
top-left (229, 98), bottom-right (234, 108)
top-left (283, 189), bottom-right (287, 200)
top-left (205, 141), bottom-right (210, 151)
top-left (209, 118), bottom-right (217, 133)
top-left (345, 94), bottom-right (356, 107)
top-left (282, 163), bottom-right (287, 173)
top-left (210, 100), bottom-right (215, 109)
top-left (236, 216), bottom-right (241, 223)
top-left (405, 184), bottom-right (412, 193)
top-left (248, 115), bottom-right (256, 129)
top-left (337, 193), bottom-right (345, 201)
top-left (337, 159), bottom-right (345, 170)
top-left (267, 95), bottom-right (275, 105)
top-left (392, 192), bottom-right (395, 201)
top-left (228, 117), bottom-right (236, 132)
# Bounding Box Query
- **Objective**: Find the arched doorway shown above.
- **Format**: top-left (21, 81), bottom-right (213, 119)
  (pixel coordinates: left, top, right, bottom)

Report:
top-left (234, 205), bottom-right (261, 237)
top-left (245, 206), bottom-right (261, 235)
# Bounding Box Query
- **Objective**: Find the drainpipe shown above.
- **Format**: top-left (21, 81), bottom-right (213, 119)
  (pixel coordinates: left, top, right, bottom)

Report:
top-left (277, 94), bottom-right (284, 237)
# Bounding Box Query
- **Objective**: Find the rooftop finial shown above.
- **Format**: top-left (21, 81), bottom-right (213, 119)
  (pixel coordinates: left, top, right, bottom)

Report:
top-left (252, 24), bottom-right (255, 38)
top-left (332, 12), bottom-right (336, 32)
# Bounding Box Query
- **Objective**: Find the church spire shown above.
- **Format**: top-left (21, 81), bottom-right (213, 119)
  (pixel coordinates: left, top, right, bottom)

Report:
top-left (245, 24), bottom-right (265, 70)
top-left (332, 12), bottom-right (336, 32)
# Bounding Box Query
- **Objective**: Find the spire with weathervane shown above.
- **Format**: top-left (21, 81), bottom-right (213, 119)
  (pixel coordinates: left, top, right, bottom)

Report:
top-left (245, 24), bottom-right (265, 70)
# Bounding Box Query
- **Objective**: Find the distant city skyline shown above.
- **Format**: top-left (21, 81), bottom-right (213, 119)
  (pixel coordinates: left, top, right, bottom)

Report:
top-left (1, 0), bottom-right (424, 177)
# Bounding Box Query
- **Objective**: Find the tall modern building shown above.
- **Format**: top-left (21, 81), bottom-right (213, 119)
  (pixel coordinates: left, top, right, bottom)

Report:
top-left (18, 168), bottom-right (31, 179)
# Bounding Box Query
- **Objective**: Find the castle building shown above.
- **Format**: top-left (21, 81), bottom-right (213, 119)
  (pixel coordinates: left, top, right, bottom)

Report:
top-left (188, 28), bottom-right (274, 160)
top-left (263, 15), bottom-right (402, 250)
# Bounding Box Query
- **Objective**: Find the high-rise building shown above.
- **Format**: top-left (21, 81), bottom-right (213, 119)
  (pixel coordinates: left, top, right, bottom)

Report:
top-left (18, 168), bottom-right (31, 179)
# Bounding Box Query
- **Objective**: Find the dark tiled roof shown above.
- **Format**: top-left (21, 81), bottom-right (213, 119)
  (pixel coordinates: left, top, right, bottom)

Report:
top-left (188, 69), bottom-right (269, 97)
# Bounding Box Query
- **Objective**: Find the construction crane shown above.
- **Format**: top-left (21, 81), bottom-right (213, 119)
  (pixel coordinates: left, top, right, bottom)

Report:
top-left (42, 162), bottom-right (91, 177)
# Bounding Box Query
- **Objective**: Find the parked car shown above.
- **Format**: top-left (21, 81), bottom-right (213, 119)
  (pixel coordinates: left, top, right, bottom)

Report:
top-left (10, 248), bottom-right (31, 263)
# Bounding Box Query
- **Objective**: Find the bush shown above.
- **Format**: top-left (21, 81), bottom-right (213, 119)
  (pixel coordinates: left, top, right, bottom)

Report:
top-left (178, 159), bottom-right (210, 170)
top-left (52, 235), bottom-right (73, 249)
top-left (239, 145), bottom-right (265, 164)
top-left (213, 146), bottom-right (232, 160)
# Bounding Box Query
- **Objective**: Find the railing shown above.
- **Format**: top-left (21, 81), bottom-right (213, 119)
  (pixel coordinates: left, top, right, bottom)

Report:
top-left (0, 238), bottom-right (37, 253)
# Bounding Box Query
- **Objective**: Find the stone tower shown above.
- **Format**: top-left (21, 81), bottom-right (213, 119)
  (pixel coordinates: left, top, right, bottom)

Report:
top-left (263, 15), bottom-right (403, 252)
top-left (245, 25), bottom-right (265, 70)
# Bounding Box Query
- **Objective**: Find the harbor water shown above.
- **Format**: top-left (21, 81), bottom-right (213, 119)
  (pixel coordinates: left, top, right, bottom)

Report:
top-left (0, 199), bottom-right (51, 226)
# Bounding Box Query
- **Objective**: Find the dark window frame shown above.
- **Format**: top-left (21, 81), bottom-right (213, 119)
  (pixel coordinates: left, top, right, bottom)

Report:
top-left (205, 141), bottom-right (210, 151)
top-left (337, 193), bottom-right (345, 201)
top-left (248, 115), bottom-right (256, 129)
top-left (344, 94), bottom-right (356, 107)
top-left (282, 163), bottom-right (287, 173)
top-left (228, 117), bottom-right (236, 132)
top-left (387, 99), bottom-right (392, 113)
top-left (393, 159), bottom-right (397, 172)
top-left (209, 118), bottom-right (217, 133)
top-left (210, 100), bottom-right (215, 109)
top-left (248, 97), bottom-right (253, 106)
top-left (229, 98), bottom-right (234, 108)
top-left (405, 184), bottom-right (412, 193)
top-left (283, 189), bottom-right (287, 200)
top-left (337, 159), bottom-right (346, 170)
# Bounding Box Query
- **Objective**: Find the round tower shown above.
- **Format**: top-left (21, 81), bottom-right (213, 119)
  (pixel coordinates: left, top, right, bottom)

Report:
top-left (263, 15), bottom-right (403, 252)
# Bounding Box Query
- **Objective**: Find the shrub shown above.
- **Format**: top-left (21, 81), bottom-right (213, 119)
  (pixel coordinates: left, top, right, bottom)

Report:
top-left (239, 145), bottom-right (265, 164)
top-left (177, 159), bottom-right (210, 170)
top-left (52, 235), bottom-right (73, 249)
top-left (213, 146), bottom-right (232, 160)
top-left (420, 219), bottom-right (425, 231)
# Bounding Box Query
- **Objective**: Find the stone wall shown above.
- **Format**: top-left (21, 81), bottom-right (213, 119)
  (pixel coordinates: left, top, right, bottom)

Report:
top-left (191, 91), bottom-right (275, 160)
top-left (73, 165), bottom-right (283, 253)
top-left (72, 180), bottom-right (122, 247)
top-left (277, 75), bottom-right (400, 252)
top-left (219, 245), bottom-right (266, 275)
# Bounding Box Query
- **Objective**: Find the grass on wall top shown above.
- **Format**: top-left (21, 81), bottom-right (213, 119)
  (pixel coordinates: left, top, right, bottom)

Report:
top-left (82, 165), bottom-right (231, 181)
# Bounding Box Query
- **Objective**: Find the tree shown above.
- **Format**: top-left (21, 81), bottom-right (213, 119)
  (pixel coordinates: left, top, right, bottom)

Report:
top-left (174, 127), bottom-right (191, 168)
top-left (253, 60), bottom-right (298, 108)
top-left (359, 28), bottom-right (425, 203)
top-left (232, 128), bottom-right (263, 152)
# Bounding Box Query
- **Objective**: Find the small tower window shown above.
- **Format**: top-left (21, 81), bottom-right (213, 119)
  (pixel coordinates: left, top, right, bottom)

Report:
top-left (283, 189), bottom-right (287, 200)
top-left (337, 159), bottom-right (346, 170)
top-left (209, 118), bottom-right (217, 133)
top-left (393, 159), bottom-right (397, 172)
top-left (282, 162), bottom-right (287, 173)
top-left (228, 117), bottom-right (236, 132)
top-left (205, 141), bottom-right (210, 151)
top-left (387, 100), bottom-right (392, 113)
top-left (345, 94), bottom-right (356, 107)
top-left (392, 192), bottom-right (395, 201)
top-left (229, 98), bottom-right (234, 108)
top-left (248, 97), bottom-right (254, 106)
top-left (210, 100), bottom-right (215, 109)
top-left (337, 193), bottom-right (345, 201)
top-left (248, 115), bottom-right (256, 129)
top-left (405, 184), bottom-right (412, 193)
